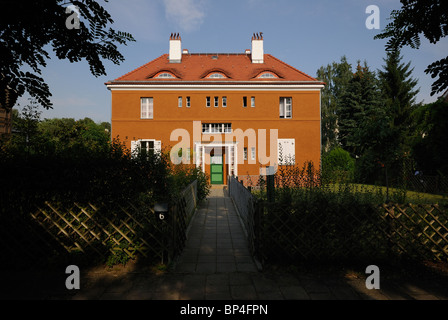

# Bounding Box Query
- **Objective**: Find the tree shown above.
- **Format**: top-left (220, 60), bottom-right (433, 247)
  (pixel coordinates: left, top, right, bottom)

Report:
top-left (38, 117), bottom-right (110, 154)
top-left (339, 62), bottom-right (383, 156)
top-left (9, 99), bottom-right (43, 155)
top-left (316, 56), bottom-right (352, 151)
top-left (411, 99), bottom-right (448, 176)
top-left (321, 147), bottom-right (355, 183)
top-left (377, 48), bottom-right (420, 179)
top-left (378, 49), bottom-right (419, 137)
top-left (375, 0), bottom-right (448, 96)
top-left (339, 62), bottom-right (394, 183)
top-left (0, 0), bottom-right (135, 110)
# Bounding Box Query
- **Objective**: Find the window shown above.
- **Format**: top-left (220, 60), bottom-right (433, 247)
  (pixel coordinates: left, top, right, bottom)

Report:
top-left (243, 96), bottom-right (247, 108)
top-left (141, 97), bottom-right (153, 119)
top-left (131, 139), bottom-right (162, 157)
top-left (243, 147), bottom-right (248, 161)
top-left (251, 147), bottom-right (256, 161)
top-left (279, 97), bottom-right (292, 118)
top-left (178, 97), bottom-right (182, 108)
top-left (186, 96), bottom-right (191, 108)
top-left (208, 73), bottom-right (226, 78)
top-left (202, 123), bottom-right (232, 134)
top-left (222, 96), bottom-right (227, 108)
top-left (251, 97), bottom-right (255, 108)
top-left (141, 140), bottom-right (155, 154)
top-left (258, 72), bottom-right (277, 78)
top-left (211, 123), bottom-right (222, 133)
top-left (214, 96), bottom-right (219, 108)
top-left (223, 123), bottom-right (232, 133)
top-left (206, 97), bottom-right (211, 108)
top-left (156, 72), bottom-right (175, 78)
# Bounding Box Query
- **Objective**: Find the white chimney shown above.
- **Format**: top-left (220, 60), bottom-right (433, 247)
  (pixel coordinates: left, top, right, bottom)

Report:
top-left (251, 32), bottom-right (264, 64)
top-left (169, 33), bottom-right (182, 63)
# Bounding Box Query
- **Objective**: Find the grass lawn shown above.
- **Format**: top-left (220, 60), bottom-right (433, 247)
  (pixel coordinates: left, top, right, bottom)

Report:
top-left (327, 183), bottom-right (448, 204)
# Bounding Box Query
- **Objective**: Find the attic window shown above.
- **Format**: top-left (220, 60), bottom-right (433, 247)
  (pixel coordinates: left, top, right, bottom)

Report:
top-left (207, 73), bottom-right (226, 79)
top-left (155, 72), bottom-right (176, 79)
top-left (257, 72), bottom-right (278, 79)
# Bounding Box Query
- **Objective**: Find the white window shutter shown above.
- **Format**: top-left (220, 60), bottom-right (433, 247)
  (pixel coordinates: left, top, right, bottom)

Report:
top-left (131, 140), bottom-right (139, 157)
top-left (154, 140), bottom-right (162, 154)
top-left (278, 139), bottom-right (295, 165)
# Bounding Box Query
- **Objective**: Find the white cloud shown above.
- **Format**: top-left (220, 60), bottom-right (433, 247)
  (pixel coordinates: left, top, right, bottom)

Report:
top-left (162, 0), bottom-right (208, 32)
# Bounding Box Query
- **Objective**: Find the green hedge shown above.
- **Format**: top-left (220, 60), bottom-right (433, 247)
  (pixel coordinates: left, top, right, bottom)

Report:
top-left (259, 185), bottom-right (389, 265)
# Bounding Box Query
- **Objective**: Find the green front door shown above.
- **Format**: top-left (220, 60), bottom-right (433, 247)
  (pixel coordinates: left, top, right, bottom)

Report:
top-left (210, 155), bottom-right (223, 184)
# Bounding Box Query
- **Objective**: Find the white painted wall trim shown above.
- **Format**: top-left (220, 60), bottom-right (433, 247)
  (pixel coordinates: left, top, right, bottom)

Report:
top-left (107, 84), bottom-right (325, 91)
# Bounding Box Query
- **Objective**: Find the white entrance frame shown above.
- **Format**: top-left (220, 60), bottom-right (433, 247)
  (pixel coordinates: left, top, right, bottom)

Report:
top-left (194, 141), bottom-right (238, 178)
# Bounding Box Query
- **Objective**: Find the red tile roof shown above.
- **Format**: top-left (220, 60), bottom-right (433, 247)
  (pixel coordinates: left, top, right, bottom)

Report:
top-left (107, 53), bottom-right (323, 85)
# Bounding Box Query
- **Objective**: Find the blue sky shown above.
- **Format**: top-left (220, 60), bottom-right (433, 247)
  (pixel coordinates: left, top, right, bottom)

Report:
top-left (17, 0), bottom-right (448, 123)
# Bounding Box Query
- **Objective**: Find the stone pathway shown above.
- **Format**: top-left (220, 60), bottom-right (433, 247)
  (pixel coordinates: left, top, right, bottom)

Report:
top-left (174, 186), bottom-right (258, 274)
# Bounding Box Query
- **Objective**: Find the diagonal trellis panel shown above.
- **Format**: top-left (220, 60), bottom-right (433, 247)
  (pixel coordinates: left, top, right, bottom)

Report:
top-left (30, 200), bottom-right (166, 263)
top-left (1, 181), bottom-right (198, 269)
top-left (381, 203), bottom-right (448, 261)
top-left (25, 180), bottom-right (198, 267)
top-left (255, 201), bottom-right (389, 264)
top-left (252, 201), bottom-right (448, 265)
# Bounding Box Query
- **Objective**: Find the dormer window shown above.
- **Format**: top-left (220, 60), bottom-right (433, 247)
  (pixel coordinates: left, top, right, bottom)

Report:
top-left (257, 72), bottom-right (278, 79)
top-left (155, 72), bottom-right (176, 79)
top-left (207, 73), bottom-right (226, 79)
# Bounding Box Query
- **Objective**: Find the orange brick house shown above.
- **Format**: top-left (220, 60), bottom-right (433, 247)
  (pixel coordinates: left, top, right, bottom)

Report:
top-left (106, 33), bottom-right (324, 185)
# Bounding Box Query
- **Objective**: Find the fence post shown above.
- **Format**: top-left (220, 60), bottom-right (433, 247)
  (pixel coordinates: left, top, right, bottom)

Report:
top-left (384, 204), bottom-right (395, 259)
top-left (253, 199), bottom-right (262, 264)
top-left (267, 173), bottom-right (275, 203)
top-left (169, 204), bottom-right (175, 264)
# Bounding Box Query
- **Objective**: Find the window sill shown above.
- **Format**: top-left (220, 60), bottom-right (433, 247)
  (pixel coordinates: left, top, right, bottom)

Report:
top-left (202, 132), bottom-right (233, 134)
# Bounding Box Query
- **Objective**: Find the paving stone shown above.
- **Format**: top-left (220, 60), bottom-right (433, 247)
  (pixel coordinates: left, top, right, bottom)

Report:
top-left (329, 286), bottom-right (362, 300)
top-left (179, 274), bottom-right (206, 300)
top-left (252, 275), bottom-right (280, 293)
top-left (217, 263), bottom-right (237, 273)
top-left (176, 263), bottom-right (197, 273)
top-left (217, 255), bottom-right (235, 263)
top-left (229, 272), bottom-right (254, 286)
top-left (124, 287), bottom-right (154, 300)
top-left (231, 285), bottom-right (258, 299)
top-left (196, 262), bottom-right (216, 273)
top-left (279, 286), bottom-right (310, 300)
top-left (257, 290), bottom-right (284, 300)
top-left (206, 273), bottom-right (229, 286)
top-left (237, 262), bottom-right (258, 272)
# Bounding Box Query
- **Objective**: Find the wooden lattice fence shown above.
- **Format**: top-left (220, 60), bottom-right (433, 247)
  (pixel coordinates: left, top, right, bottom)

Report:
top-left (1, 180), bottom-right (198, 269)
top-left (381, 203), bottom-right (448, 261)
top-left (253, 201), bottom-right (448, 265)
top-left (31, 201), bottom-right (165, 264)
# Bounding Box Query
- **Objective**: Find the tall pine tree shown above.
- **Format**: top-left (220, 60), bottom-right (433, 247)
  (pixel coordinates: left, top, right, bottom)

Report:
top-left (377, 48), bottom-right (420, 185)
top-left (339, 61), bottom-right (382, 156)
top-left (378, 48), bottom-right (419, 153)
top-left (339, 61), bottom-right (392, 183)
